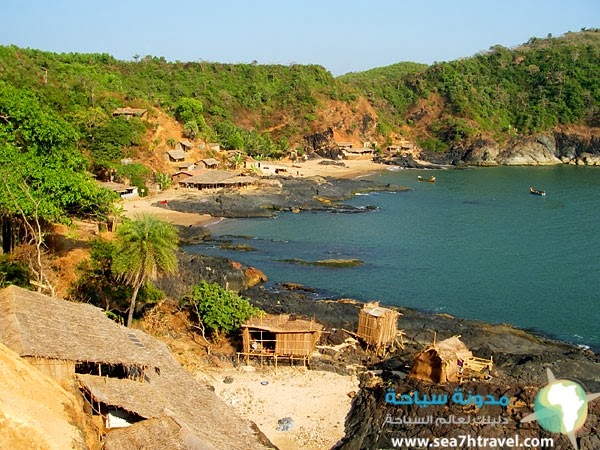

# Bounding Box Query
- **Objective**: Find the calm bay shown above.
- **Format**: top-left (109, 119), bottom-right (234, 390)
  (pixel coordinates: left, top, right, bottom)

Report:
top-left (192, 165), bottom-right (600, 351)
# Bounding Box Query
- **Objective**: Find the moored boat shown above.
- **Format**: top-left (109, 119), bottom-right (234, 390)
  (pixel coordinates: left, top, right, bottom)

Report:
top-left (418, 175), bottom-right (436, 183)
top-left (529, 186), bottom-right (545, 196)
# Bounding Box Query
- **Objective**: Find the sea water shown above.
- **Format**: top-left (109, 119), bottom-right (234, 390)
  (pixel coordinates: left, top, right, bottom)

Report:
top-left (191, 165), bottom-right (600, 351)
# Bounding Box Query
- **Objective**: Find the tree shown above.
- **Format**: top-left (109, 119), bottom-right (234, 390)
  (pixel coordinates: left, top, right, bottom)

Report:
top-left (182, 280), bottom-right (262, 341)
top-left (111, 214), bottom-right (178, 327)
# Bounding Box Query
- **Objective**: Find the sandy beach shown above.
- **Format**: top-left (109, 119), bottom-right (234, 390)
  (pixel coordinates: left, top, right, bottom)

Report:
top-left (121, 158), bottom-right (389, 226)
top-left (208, 366), bottom-right (359, 450)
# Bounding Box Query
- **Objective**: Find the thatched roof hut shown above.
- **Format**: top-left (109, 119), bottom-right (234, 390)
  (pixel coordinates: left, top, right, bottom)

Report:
top-left (356, 302), bottom-right (400, 350)
top-left (178, 170), bottom-right (256, 190)
top-left (409, 335), bottom-right (473, 384)
top-left (0, 285), bottom-right (154, 379)
top-left (240, 314), bottom-right (323, 366)
top-left (0, 286), bottom-right (272, 449)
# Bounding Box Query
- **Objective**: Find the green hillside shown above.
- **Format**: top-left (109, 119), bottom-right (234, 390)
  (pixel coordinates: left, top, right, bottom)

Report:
top-left (0, 46), bottom-right (358, 160)
top-left (342, 29), bottom-right (600, 151)
top-left (1, 29), bottom-right (598, 177)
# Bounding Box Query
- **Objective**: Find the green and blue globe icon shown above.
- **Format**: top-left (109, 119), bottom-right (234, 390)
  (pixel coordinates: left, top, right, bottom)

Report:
top-left (521, 368), bottom-right (600, 450)
top-left (533, 379), bottom-right (587, 434)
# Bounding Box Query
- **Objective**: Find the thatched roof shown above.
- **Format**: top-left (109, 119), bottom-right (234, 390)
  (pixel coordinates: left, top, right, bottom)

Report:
top-left (103, 417), bottom-right (206, 450)
top-left (422, 335), bottom-right (472, 362)
top-left (179, 170), bottom-right (241, 186)
top-left (167, 150), bottom-right (186, 160)
top-left (243, 314), bottom-right (323, 333)
top-left (201, 158), bottom-right (219, 166)
top-left (178, 140), bottom-right (194, 148)
top-left (77, 374), bottom-right (163, 419)
top-left (361, 302), bottom-right (400, 318)
top-left (98, 328), bottom-right (272, 449)
top-left (0, 286), bottom-right (153, 368)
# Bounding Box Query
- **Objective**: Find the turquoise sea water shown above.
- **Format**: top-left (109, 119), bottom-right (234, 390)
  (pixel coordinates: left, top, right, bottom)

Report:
top-left (192, 166), bottom-right (600, 351)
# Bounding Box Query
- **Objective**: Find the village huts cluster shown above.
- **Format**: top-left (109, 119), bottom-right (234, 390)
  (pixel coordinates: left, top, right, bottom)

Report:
top-left (356, 302), bottom-right (401, 350)
top-left (239, 314), bottom-right (324, 367)
top-left (408, 335), bottom-right (492, 384)
top-left (0, 285), bottom-right (272, 449)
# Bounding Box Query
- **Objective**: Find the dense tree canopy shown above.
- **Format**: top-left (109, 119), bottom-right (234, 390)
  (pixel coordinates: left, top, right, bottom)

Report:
top-left (0, 30), bottom-right (597, 158)
top-left (0, 81), bottom-right (115, 223)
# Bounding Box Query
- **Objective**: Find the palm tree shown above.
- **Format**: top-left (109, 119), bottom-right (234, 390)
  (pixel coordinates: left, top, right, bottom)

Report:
top-left (112, 214), bottom-right (178, 327)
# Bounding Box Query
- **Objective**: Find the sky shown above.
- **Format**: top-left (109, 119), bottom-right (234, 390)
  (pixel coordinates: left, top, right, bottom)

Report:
top-left (1, 0), bottom-right (598, 76)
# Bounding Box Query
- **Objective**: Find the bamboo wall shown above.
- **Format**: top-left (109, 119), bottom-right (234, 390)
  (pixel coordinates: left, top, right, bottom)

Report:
top-left (357, 309), bottom-right (398, 348)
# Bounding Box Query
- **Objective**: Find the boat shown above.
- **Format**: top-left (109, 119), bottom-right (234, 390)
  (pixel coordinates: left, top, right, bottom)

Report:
top-left (529, 186), bottom-right (545, 196)
top-left (418, 175), bottom-right (436, 183)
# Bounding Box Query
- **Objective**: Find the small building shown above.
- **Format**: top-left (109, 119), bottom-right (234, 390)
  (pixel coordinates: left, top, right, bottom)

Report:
top-left (178, 171), bottom-right (256, 191)
top-left (0, 285), bottom-right (154, 381)
top-left (176, 161), bottom-right (196, 171)
top-left (170, 169), bottom-right (204, 183)
top-left (207, 143), bottom-right (221, 152)
top-left (112, 108), bottom-right (147, 120)
top-left (408, 335), bottom-right (492, 384)
top-left (336, 142), bottom-right (354, 149)
top-left (165, 150), bottom-right (186, 162)
top-left (175, 140), bottom-right (194, 152)
top-left (356, 302), bottom-right (401, 350)
top-left (239, 314), bottom-right (324, 368)
top-left (342, 147), bottom-right (375, 160)
top-left (200, 158), bottom-right (219, 169)
top-left (100, 181), bottom-right (139, 199)
top-left (363, 141), bottom-right (378, 149)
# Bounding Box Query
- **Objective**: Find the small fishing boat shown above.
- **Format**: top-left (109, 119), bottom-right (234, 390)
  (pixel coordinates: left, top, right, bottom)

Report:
top-left (418, 175), bottom-right (436, 183)
top-left (529, 187), bottom-right (546, 196)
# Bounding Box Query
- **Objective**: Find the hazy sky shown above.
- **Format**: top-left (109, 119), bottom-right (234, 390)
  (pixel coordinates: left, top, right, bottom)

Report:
top-left (1, 0), bottom-right (598, 75)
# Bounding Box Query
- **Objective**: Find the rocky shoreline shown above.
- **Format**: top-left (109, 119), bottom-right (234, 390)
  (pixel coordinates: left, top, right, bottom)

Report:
top-left (157, 170), bottom-right (599, 449)
top-left (158, 241), bottom-right (600, 449)
top-left (157, 175), bottom-right (408, 218)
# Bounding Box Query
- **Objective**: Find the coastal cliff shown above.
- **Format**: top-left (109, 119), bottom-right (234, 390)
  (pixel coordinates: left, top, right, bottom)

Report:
top-left (461, 130), bottom-right (600, 166)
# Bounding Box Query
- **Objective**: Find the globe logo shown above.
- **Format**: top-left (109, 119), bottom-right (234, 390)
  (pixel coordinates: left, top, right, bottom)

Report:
top-left (521, 368), bottom-right (600, 450)
top-left (533, 379), bottom-right (587, 434)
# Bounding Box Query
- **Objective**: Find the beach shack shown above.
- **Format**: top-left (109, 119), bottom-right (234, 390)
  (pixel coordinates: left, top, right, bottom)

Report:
top-left (200, 158), bottom-right (219, 169)
top-left (0, 286), bottom-right (273, 449)
top-left (0, 285), bottom-right (154, 381)
top-left (178, 170), bottom-right (256, 191)
top-left (165, 149), bottom-right (186, 163)
top-left (99, 181), bottom-right (139, 199)
top-left (356, 302), bottom-right (401, 351)
top-left (175, 140), bottom-right (194, 153)
top-left (409, 335), bottom-right (493, 384)
top-left (342, 147), bottom-right (375, 160)
top-left (239, 314), bottom-right (324, 368)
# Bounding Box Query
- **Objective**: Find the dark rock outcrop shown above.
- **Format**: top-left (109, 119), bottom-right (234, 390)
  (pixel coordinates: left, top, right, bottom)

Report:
top-left (165, 176), bottom-right (408, 219)
top-left (157, 251), bottom-right (267, 298)
top-left (421, 130), bottom-right (600, 166)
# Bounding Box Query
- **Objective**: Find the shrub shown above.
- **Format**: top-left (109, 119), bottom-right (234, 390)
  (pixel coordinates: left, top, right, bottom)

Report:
top-left (182, 281), bottom-right (262, 339)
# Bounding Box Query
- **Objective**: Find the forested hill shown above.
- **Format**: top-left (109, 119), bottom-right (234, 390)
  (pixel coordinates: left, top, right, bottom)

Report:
top-left (341, 29), bottom-right (600, 152)
top-left (0, 29), bottom-right (598, 174)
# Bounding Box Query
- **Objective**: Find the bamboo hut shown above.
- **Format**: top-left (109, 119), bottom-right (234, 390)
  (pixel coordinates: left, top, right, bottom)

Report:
top-left (409, 335), bottom-right (474, 384)
top-left (239, 314), bottom-right (324, 368)
top-left (0, 285), bottom-right (155, 380)
top-left (356, 302), bottom-right (401, 350)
